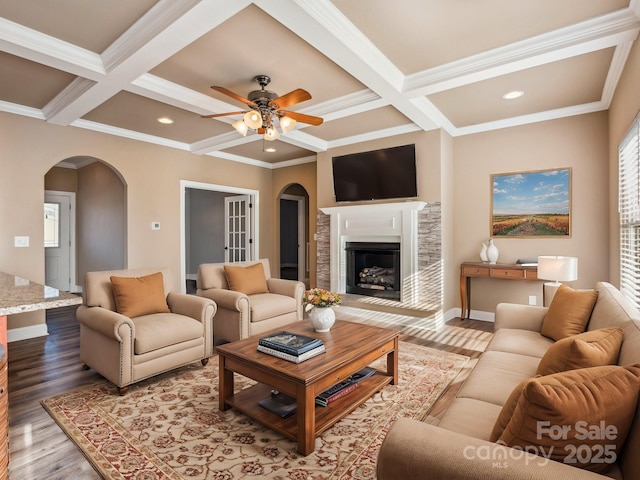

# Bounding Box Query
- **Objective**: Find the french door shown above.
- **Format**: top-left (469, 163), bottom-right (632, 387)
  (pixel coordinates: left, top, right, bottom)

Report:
top-left (224, 195), bottom-right (253, 262)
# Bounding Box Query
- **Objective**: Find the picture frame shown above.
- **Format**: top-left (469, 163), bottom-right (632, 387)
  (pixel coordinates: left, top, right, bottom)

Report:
top-left (491, 167), bottom-right (571, 237)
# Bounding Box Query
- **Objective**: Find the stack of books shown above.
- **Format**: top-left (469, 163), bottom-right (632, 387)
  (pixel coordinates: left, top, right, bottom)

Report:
top-left (257, 331), bottom-right (325, 363)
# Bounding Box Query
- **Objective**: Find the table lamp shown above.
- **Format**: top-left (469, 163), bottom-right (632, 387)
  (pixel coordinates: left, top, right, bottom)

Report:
top-left (537, 256), bottom-right (578, 306)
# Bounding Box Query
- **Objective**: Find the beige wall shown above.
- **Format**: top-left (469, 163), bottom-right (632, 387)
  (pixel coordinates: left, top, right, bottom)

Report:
top-left (452, 112), bottom-right (610, 313)
top-left (608, 37), bottom-right (640, 285)
top-left (0, 113), bottom-right (275, 332)
top-left (45, 166), bottom-right (78, 192)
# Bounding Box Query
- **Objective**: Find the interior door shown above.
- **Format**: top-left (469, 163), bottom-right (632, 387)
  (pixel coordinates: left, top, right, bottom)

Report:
top-left (224, 195), bottom-right (252, 262)
top-left (279, 194), bottom-right (306, 281)
top-left (44, 192), bottom-right (72, 291)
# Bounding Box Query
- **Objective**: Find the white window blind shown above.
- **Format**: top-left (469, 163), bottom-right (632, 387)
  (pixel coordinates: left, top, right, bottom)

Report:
top-left (619, 113), bottom-right (640, 309)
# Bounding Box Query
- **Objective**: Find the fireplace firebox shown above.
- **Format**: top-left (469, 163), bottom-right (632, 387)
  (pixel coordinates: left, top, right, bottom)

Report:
top-left (345, 242), bottom-right (401, 300)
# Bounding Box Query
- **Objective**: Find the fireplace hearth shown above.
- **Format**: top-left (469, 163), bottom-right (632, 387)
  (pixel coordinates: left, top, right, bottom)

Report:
top-left (346, 242), bottom-right (400, 300)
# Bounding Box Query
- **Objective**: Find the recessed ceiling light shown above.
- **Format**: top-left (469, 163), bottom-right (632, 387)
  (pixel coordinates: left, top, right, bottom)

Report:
top-left (157, 117), bottom-right (174, 124)
top-left (264, 147), bottom-right (276, 153)
top-left (502, 90), bottom-right (524, 100)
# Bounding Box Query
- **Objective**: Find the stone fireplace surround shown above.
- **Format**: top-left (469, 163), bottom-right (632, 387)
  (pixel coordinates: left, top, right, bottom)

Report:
top-left (316, 201), bottom-right (442, 312)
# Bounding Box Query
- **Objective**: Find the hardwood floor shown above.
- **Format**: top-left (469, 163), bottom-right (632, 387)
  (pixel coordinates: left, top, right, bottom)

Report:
top-left (7, 306), bottom-right (493, 479)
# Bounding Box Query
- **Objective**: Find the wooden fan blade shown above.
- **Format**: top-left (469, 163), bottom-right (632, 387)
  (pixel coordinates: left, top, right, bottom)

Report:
top-left (269, 89), bottom-right (311, 109)
top-left (201, 111), bottom-right (246, 119)
top-left (281, 111), bottom-right (324, 126)
top-left (211, 86), bottom-right (258, 107)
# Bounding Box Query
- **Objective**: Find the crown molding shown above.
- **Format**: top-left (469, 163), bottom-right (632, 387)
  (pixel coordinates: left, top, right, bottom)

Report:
top-left (71, 119), bottom-right (190, 150)
top-left (328, 123), bottom-right (421, 149)
top-left (42, 77), bottom-right (97, 122)
top-left (601, 42), bottom-right (634, 107)
top-left (204, 150), bottom-right (273, 169)
top-left (0, 101), bottom-right (44, 119)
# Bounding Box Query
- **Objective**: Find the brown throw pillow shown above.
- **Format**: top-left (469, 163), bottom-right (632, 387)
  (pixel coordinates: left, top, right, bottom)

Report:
top-left (224, 262), bottom-right (269, 295)
top-left (536, 327), bottom-right (624, 376)
top-left (541, 285), bottom-right (598, 341)
top-left (494, 365), bottom-right (640, 474)
top-left (110, 272), bottom-right (170, 318)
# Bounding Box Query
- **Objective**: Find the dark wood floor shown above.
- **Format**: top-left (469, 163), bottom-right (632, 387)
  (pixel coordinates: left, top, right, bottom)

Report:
top-left (7, 306), bottom-right (493, 479)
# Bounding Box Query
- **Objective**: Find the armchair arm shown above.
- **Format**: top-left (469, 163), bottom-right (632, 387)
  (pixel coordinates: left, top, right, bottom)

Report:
top-left (267, 278), bottom-right (305, 300)
top-left (494, 303), bottom-right (548, 332)
top-left (167, 292), bottom-right (217, 322)
top-left (197, 288), bottom-right (249, 312)
top-left (76, 305), bottom-right (134, 341)
top-left (378, 419), bottom-right (606, 480)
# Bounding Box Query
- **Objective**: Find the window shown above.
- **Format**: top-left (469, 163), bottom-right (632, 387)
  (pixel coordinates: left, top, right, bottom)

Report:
top-left (44, 202), bottom-right (60, 248)
top-left (619, 113), bottom-right (640, 309)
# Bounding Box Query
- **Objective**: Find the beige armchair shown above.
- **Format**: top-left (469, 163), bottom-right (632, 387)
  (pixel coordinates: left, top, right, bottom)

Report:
top-left (196, 258), bottom-right (304, 345)
top-left (76, 267), bottom-right (216, 394)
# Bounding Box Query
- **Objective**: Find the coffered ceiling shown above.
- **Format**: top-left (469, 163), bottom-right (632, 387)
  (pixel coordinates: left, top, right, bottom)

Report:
top-left (1, 0), bottom-right (638, 168)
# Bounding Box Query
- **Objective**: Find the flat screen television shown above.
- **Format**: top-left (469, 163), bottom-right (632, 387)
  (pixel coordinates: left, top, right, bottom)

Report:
top-left (332, 144), bottom-right (417, 202)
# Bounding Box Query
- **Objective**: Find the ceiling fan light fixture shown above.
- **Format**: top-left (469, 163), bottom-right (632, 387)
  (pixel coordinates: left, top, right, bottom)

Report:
top-left (280, 115), bottom-right (297, 133)
top-left (232, 119), bottom-right (248, 136)
top-left (264, 126), bottom-right (280, 141)
top-left (244, 110), bottom-right (262, 129)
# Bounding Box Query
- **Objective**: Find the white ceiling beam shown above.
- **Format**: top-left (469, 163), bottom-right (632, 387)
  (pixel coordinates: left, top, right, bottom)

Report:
top-left (0, 18), bottom-right (105, 79)
top-left (404, 9), bottom-right (640, 97)
top-left (328, 124), bottom-right (422, 149)
top-left (44, 0), bottom-right (251, 125)
top-left (255, 0), bottom-right (440, 132)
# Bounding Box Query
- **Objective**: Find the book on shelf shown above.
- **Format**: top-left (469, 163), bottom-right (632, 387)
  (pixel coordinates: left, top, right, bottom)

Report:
top-left (258, 390), bottom-right (297, 418)
top-left (316, 381), bottom-right (358, 407)
top-left (258, 331), bottom-right (323, 356)
top-left (257, 344), bottom-right (326, 363)
top-left (350, 366), bottom-right (376, 383)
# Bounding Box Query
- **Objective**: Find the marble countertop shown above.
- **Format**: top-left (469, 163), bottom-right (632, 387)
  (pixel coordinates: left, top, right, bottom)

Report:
top-left (0, 271), bottom-right (82, 315)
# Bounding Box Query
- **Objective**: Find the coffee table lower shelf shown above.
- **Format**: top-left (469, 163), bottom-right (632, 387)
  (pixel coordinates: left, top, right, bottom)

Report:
top-left (223, 372), bottom-right (393, 442)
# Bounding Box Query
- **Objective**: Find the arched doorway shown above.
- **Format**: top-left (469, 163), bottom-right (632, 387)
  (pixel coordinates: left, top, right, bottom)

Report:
top-left (44, 156), bottom-right (126, 292)
top-left (279, 184), bottom-right (309, 285)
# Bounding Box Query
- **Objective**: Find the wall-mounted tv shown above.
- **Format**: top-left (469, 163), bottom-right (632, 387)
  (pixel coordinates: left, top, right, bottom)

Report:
top-left (332, 144), bottom-right (417, 202)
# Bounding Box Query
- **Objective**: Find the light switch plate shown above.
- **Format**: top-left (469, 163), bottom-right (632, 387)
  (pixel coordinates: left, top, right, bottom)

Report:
top-left (14, 236), bottom-right (29, 247)
top-left (151, 222), bottom-right (160, 230)
top-left (528, 295), bottom-right (537, 306)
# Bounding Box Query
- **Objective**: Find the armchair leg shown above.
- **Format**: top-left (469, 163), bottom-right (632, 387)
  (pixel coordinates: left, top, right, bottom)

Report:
top-left (118, 386), bottom-right (129, 395)
top-left (201, 358), bottom-right (209, 366)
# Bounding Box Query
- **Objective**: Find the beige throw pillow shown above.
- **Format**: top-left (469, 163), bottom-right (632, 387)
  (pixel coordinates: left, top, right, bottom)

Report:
top-left (110, 272), bottom-right (170, 318)
top-left (224, 262), bottom-right (269, 295)
top-left (536, 327), bottom-right (624, 376)
top-left (541, 285), bottom-right (598, 341)
top-left (493, 365), bottom-right (640, 474)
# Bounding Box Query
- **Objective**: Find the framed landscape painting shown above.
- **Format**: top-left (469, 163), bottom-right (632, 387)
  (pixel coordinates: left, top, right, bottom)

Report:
top-left (491, 167), bottom-right (571, 237)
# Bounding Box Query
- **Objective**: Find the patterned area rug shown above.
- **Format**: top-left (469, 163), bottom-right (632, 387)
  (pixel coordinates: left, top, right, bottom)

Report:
top-left (42, 342), bottom-right (467, 479)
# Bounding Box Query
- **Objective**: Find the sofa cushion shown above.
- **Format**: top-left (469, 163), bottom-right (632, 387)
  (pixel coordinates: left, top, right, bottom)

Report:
top-left (486, 328), bottom-right (554, 358)
top-left (249, 293), bottom-right (298, 322)
top-left (541, 285), bottom-right (598, 341)
top-left (456, 351), bottom-right (540, 406)
top-left (437, 398), bottom-right (503, 441)
top-left (536, 327), bottom-right (624, 376)
top-left (132, 313), bottom-right (203, 355)
top-left (494, 364), bottom-right (640, 474)
top-left (110, 272), bottom-right (170, 318)
top-left (224, 262), bottom-right (269, 295)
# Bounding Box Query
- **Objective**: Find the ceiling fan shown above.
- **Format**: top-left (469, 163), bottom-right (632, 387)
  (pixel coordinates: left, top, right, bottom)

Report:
top-left (202, 75), bottom-right (323, 141)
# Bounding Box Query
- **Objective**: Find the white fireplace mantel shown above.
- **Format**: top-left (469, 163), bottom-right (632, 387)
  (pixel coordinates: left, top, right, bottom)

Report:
top-left (320, 201), bottom-right (426, 303)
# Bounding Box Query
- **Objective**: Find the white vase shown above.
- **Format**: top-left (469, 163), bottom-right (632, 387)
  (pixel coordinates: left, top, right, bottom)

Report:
top-left (309, 307), bottom-right (335, 332)
top-left (487, 238), bottom-right (499, 264)
top-left (480, 242), bottom-right (488, 262)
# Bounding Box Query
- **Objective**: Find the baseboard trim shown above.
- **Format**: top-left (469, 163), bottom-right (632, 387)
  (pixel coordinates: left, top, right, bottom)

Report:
top-left (447, 307), bottom-right (495, 322)
top-left (8, 324), bottom-right (49, 343)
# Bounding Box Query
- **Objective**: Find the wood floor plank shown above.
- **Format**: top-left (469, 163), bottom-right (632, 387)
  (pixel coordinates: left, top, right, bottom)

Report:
top-left (7, 305), bottom-right (493, 479)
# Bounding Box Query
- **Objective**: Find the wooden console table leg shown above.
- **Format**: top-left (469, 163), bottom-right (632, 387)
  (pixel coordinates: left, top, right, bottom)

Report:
top-left (387, 337), bottom-right (399, 385)
top-left (460, 275), bottom-right (470, 320)
top-left (297, 384), bottom-right (316, 455)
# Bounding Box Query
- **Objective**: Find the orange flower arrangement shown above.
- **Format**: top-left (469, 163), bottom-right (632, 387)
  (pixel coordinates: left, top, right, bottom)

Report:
top-left (303, 288), bottom-right (342, 311)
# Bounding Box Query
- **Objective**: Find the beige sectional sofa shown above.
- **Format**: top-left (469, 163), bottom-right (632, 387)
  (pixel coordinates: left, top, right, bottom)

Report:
top-left (377, 282), bottom-right (640, 479)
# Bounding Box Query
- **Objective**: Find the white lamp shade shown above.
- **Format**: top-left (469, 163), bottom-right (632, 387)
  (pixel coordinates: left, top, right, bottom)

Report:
top-left (264, 126), bottom-right (280, 141)
top-left (243, 110), bottom-right (262, 129)
top-left (280, 115), bottom-right (297, 133)
top-left (537, 256), bottom-right (578, 282)
top-left (232, 119), bottom-right (248, 136)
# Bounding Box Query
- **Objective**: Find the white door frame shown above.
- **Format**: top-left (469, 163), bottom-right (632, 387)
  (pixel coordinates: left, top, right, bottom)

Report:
top-left (44, 190), bottom-right (79, 291)
top-left (281, 194), bottom-right (306, 281)
top-left (180, 180), bottom-right (259, 293)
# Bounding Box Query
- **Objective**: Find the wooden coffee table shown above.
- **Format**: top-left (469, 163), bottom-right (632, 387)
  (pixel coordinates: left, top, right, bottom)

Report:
top-left (216, 320), bottom-right (399, 455)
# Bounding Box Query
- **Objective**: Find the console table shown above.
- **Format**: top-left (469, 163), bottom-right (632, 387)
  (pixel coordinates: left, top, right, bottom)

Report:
top-left (460, 262), bottom-right (538, 320)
